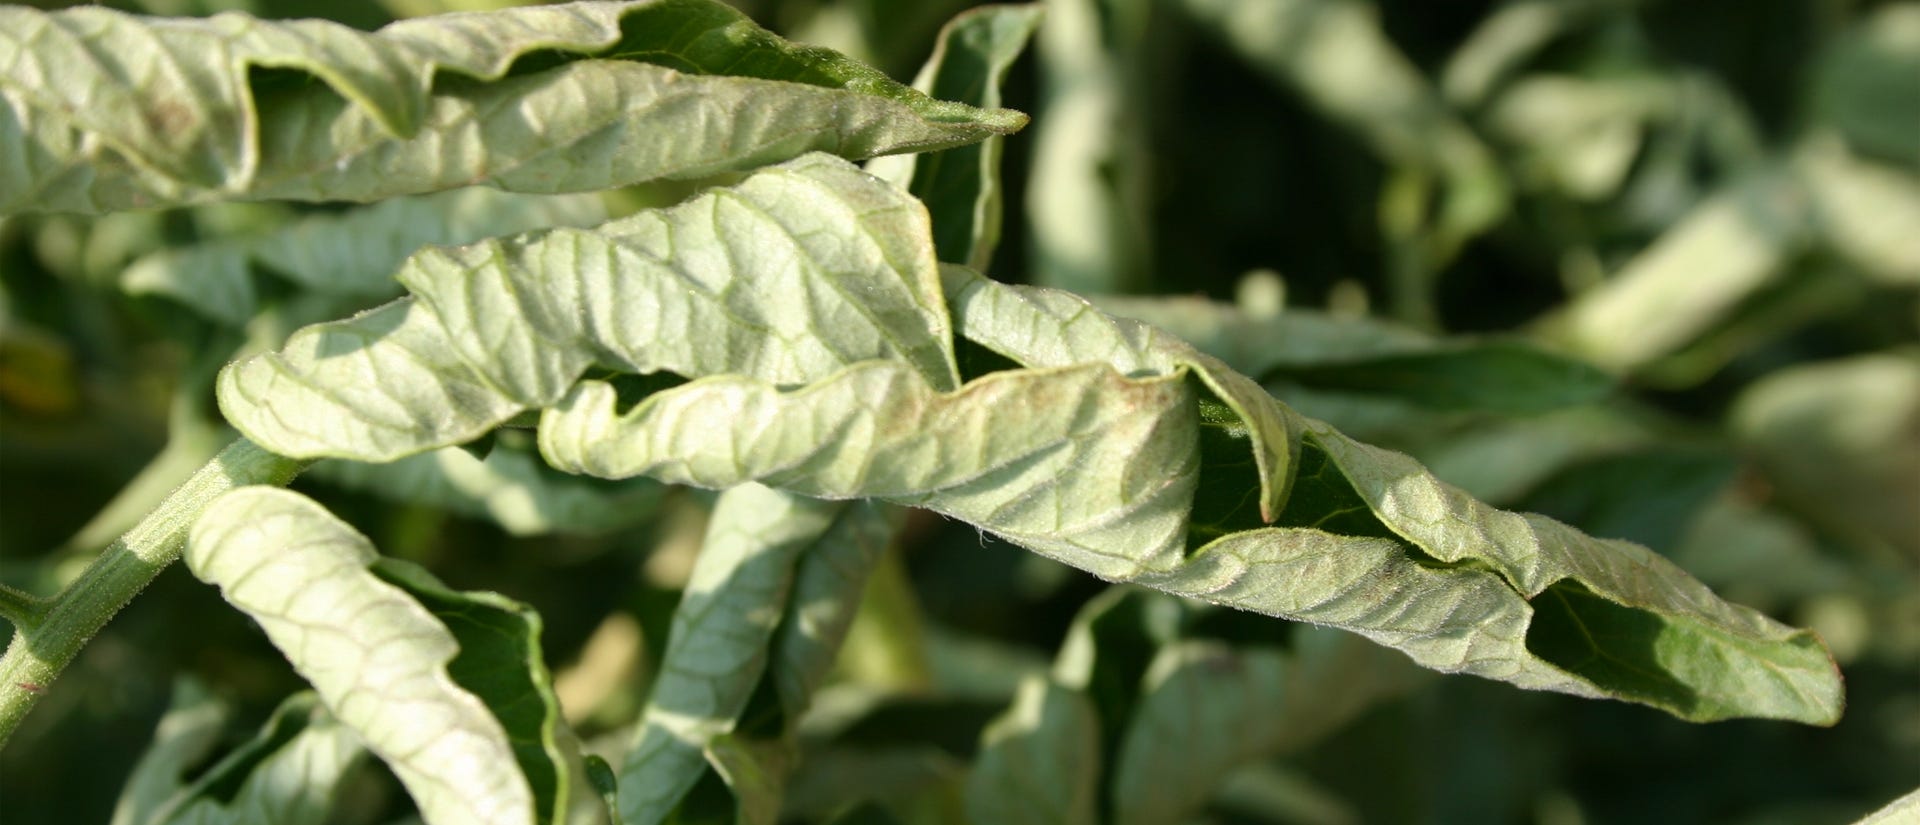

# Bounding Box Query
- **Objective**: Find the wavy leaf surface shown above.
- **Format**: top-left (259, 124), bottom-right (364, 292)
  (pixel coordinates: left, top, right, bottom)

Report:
top-left (185, 487), bottom-right (543, 825)
top-left (219, 153), bottom-right (959, 461)
top-left (0, 0), bottom-right (1023, 215)
top-left (223, 153), bottom-right (1842, 723)
top-left (124, 188), bottom-right (606, 327)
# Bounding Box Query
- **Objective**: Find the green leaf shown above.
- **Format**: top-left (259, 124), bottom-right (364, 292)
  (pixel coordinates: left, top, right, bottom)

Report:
top-left (124, 189), bottom-right (607, 327)
top-left (1732, 351), bottom-right (1920, 559)
top-left (112, 678), bottom-right (230, 825)
top-left (372, 557), bottom-right (570, 825)
top-left (540, 359), bottom-right (1198, 583)
top-left (1109, 630), bottom-right (1421, 825)
top-left (1094, 293), bottom-right (1614, 414)
top-left (767, 501), bottom-right (900, 723)
top-left (121, 690), bottom-right (364, 825)
top-left (219, 153), bottom-right (960, 461)
top-left (185, 486), bottom-right (541, 825)
top-left (615, 483), bottom-right (842, 825)
top-left (869, 4), bottom-right (1043, 269)
top-left (1809, 5), bottom-right (1920, 164)
top-left (163, 697), bottom-right (363, 825)
top-left (964, 677), bottom-right (1101, 825)
top-left (311, 438), bottom-right (665, 537)
top-left (0, 0), bottom-right (1025, 216)
top-left (701, 733), bottom-right (790, 825)
top-left (228, 154), bottom-right (1841, 724)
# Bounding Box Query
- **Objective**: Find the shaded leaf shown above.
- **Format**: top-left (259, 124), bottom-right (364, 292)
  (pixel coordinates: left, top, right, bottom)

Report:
top-left (1110, 630), bottom-right (1421, 825)
top-left (869, 4), bottom-right (1043, 269)
top-left (372, 558), bottom-right (570, 824)
top-left (1178, 0), bottom-right (1508, 241)
top-left (964, 677), bottom-right (1100, 825)
top-left (0, 0), bottom-right (1024, 215)
top-left (615, 483), bottom-right (842, 825)
top-left (186, 487), bottom-right (540, 825)
top-left (1732, 351), bottom-right (1920, 559)
top-left (124, 188), bottom-right (607, 326)
top-left (1095, 293), bottom-right (1614, 414)
top-left (115, 687), bottom-right (364, 825)
top-left (311, 438), bottom-right (665, 537)
top-left (153, 695), bottom-right (363, 825)
top-left (111, 678), bottom-right (230, 825)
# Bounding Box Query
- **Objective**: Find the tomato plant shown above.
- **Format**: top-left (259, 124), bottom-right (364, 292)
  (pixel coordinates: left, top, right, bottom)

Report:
top-left (0, 1), bottom-right (1913, 823)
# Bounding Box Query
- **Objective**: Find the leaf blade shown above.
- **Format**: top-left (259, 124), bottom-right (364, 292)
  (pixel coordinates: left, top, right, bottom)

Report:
top-left (185, 486), bottom-right (539, 825)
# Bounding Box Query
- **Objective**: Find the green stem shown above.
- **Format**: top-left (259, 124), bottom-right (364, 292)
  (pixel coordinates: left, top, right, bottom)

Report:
top-left (0, 438), bottom-right (310, 747)
top-left (0, 584), bottom-right (47, 632)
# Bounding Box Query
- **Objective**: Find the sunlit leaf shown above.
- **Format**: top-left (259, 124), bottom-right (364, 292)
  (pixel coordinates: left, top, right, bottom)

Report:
top-left (186, 487), bottom-right (544, 825)
top-left (227, 154), bottom-right (1843, 724)
top-left (0, 0), bottom-right (1024, 215)
top-left (219, 153), bottom-right (960, 461)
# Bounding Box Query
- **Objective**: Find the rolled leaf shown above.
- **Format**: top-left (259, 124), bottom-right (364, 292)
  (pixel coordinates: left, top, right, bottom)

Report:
top-left (219, 153), bottom-right (960, 461)
top-left (225, 153), bottom-right (1843, 724)
top-left (0, 0), bottom-right (1025, 215)
top-left (616, 483), bottom-right (841, 825)
top-left (869, 4), bottom-right (1043, 269)
top-left (186, 487), bottom-right (542, 825)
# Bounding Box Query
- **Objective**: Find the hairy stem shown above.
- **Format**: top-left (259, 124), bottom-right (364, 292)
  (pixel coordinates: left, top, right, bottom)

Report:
top-left (0, 585), bottom-right (47, 632)
top-left (0, 438), bottom-right (310, 746)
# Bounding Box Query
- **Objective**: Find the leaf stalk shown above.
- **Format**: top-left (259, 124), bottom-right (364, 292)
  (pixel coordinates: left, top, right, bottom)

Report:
top-left (0, 438), bottom-right (310, 747)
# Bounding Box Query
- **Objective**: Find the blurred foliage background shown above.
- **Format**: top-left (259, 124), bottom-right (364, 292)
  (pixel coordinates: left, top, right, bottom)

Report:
top-left (1, 0), bottom-right (1916, 823)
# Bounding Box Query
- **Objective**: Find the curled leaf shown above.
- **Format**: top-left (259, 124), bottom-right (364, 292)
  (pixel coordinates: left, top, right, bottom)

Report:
top-left (0, 0), bottom-right (1024, 215)
top-left (186, 487), bottom-right (545, 825)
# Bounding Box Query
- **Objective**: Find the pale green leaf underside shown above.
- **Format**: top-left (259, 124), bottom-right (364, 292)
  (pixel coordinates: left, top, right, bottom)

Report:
top-left (124, 188), bottom-right (607, 327)
top-left (223, 154), bottom-right (1841, 723)
top-left (0, 0), bottom-right (1024, 215)
top-left (219, 153), bottom-right (958, 461)
top-left (185, 487), bottom-right (535, 825)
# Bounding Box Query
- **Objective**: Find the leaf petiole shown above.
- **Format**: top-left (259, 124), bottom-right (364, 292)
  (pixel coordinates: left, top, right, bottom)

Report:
top-left (0, 584), bottom-right (48, 632)
top-left (0, 438), bottom-right (311, 747)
